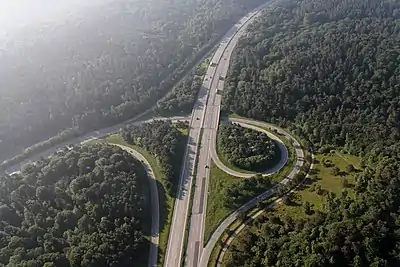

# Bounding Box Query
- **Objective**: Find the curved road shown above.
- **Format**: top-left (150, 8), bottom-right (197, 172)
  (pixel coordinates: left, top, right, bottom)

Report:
top-left (216, 150), bottom-right (315, 266)
top-left (183, 3), bottom-right (290, 267)
top-left (164, 5), bottom-right (269, 267)
top-left (111, 144), bottom-right (160, 267)
top-left (211, 121), bottom-right (288, 178)
top-left (198, 118), bottom-right (305, 267)
top-left (4, 116), bottom-right (188, 174)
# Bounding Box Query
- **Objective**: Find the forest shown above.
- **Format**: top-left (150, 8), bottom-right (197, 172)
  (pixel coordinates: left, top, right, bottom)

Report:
top-left (0, 0), bottom-right (266, 164)
top-left (218, 122), bottom-right (278, 171)
top-left (223, 0), bottom-right (400, 266)
top-left (0, 144), bottom-right (149, 266)
top-left (121, 120), bottom-right (185, 195)
top-left (155, 59), bottom-right (209, 116)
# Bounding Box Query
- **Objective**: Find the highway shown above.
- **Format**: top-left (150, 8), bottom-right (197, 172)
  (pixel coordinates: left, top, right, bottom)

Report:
top-left (3, 2), bottom-right (298, 267)
top-left (111, 144), bottom-right (160, 267)
top-left (163, 5), bottom-right (269, 267)
top-left (183, 6), bottom-right (267, 267)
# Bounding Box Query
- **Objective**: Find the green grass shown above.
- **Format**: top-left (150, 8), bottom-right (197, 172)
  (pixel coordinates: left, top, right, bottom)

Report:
top-left (100, 134), bottom-right (175, 267)
top-left (211, 117), bottom-right (362, 266)
top-left (174, 126), bottom-right (189, 136)
top-left (205, 162), bottom-right (242, 243)
top-left (273, 150), bottom-right (360, 220)
top-left (205, 122), bottom-right (304, 267)
top-left (204, 125), bottom-right (297, 244)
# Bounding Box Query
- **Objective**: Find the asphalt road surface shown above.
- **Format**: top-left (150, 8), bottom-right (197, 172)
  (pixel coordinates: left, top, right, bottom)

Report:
top-left (198, 118), bottom-right (305, 267)
top-left (111, 144), bottom-right (160, 267)
top-left (184, 6), bottom-right (267, 267)
top-left (211, 121), bottom-right (288, 178)
top-left (216, 151), bottom-right (315, 266)
top-left (4, 116), bottom-right (187, 174)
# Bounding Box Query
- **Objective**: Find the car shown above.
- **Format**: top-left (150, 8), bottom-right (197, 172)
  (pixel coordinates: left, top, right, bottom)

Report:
top-left (205, 165), bottom-right (209, 169)
top-left (196, 117), bottom-right (200, 120)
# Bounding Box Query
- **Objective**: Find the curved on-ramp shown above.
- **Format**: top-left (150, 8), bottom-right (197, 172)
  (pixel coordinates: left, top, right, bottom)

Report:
top-left (198, 118), bottom-right (305, 267)
top-left (211, 120), bottom-right (288, 178)
top-left (111, 144), bottom-right (160, 267)
top-left (216, 151), bottom-right (315, 266)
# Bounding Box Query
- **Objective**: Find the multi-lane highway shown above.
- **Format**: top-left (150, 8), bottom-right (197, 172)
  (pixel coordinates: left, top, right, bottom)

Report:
top-left (4, 2), bottom-right (299, 267)
top-left (163, 65), bottom-right (214, 267)
top-left (168, 6), bottom-right (267, 267)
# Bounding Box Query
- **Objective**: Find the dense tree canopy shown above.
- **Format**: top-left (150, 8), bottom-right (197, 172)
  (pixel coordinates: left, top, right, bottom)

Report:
top-left (227, 152), bottom-right (400, 267)
top-left (223, 0), bottom-right (400, 266)
top-left (0, 0), bottom-right (267, 164)
top-left (223, 0), bottom-right (400, 154)
top-left (0, 144), bottom-right (149, 266)
top-left (155, 59), bottom-right (209, 116)
top-left (121, 120), bottom-right (185, 195)
top-left (218, 122), bottom-right (278, 171)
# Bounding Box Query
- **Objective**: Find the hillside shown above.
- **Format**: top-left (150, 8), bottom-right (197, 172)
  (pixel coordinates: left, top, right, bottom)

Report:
top-left (0, 144), bottom-right (149, 266)
top-left (0, 0), bottom-right (266, 162)
top-left (223, 0), bottom-right (400, 265)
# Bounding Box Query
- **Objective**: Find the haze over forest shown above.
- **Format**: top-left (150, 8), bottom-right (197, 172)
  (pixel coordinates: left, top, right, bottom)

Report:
top-left (0, 0), bottom-right (265, 163)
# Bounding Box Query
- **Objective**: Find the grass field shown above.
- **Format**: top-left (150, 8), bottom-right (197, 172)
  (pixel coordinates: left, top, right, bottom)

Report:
top-left (275, 150), bottom-right (360, 219)
top-left (204, 162), bottom-right (242, 243)
top-left (220, 150), bottom-right (361, 266)
top-left (204, 125), bottom-right (297, 244)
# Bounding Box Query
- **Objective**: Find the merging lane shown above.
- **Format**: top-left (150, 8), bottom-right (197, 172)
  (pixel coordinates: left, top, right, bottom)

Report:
top-left (184, 6), bottom-right (267, 267)
top-left (163, 59), bottom-right (215, 267)
top-left (198, 118), bottom-right (305, 267)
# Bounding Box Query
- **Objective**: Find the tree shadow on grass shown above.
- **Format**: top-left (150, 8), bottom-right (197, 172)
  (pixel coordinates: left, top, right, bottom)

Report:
top-left (297, 177), bottom-right (316, 190)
